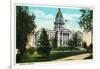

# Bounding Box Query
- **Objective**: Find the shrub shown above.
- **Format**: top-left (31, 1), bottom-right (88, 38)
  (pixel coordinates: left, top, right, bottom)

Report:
top-left (27, 47), bottom-right (35, 54)
top-left (36, 28), bottom-right (51, 56)
top-left (37, 46), bottom-right (51, 56)
top-left (88, 43), bottom-right (93, 53)
top-left (82, 42), bottom-right (87, 48)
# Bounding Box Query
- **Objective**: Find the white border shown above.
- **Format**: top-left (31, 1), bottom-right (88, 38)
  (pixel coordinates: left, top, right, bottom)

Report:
top-left (11, 1), bottom-right (95, 69)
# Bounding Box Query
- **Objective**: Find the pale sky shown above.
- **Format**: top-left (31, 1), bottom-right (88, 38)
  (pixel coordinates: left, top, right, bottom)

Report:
top-left (28, 6), bottom-right (82, 32)
top-left (28, 6), bottom-right (92, 46)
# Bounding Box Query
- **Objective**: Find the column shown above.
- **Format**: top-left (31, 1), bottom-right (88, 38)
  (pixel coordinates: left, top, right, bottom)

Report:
top-left (57, 31), bottom-right (60, 47)
top-left (62, 32), bottom-right (64, 46)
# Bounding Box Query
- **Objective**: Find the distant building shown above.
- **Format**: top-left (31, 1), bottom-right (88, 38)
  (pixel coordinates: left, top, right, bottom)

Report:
top-left (33, 8), bottom-right (83, 47)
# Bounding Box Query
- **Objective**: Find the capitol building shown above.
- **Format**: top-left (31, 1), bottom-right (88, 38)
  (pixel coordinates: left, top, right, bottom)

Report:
top-left (32, 8), bottom-right (83, 48)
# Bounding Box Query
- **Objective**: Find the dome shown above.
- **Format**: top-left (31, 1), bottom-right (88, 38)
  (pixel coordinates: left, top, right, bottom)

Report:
top-left (56, 8), bottom-right (63, 18)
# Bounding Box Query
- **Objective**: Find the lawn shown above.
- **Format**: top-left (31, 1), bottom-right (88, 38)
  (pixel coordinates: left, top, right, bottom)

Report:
top-left (52, 47), bottom-right (80, 51)
top-left (19, 49), bottom-right (87, 63)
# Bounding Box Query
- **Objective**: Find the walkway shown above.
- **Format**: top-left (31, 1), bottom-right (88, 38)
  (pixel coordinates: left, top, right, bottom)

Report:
top-left (54, 53), bottom-right (91, 61)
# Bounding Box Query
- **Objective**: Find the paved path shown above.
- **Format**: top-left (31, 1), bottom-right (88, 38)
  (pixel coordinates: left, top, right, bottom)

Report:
top-left (54, 53), bottom-right (91, 61)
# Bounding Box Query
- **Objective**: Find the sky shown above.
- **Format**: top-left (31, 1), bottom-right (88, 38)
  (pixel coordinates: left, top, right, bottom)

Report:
top-left (27, 5), bottom-right (92, 46)
top-left (28, 6), bottom-right (82, 32)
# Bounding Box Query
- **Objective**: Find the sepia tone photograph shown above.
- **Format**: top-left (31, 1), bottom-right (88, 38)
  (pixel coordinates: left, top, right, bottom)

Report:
top-left (16, 5), bottom-right (93, 63)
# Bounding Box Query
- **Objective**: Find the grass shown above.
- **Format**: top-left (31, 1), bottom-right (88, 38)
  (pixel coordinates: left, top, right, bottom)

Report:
top-left (52, 47), bottom-right (80, 51)
top-left (18, 50), bottom-right (87, 63)
top-left (16, 46), bottom-right (89, 63)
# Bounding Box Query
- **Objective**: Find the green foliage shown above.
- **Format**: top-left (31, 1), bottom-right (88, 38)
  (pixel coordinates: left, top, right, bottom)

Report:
top-left (72, 33), bottom-right (78, 47)
top-left (69, 34), bottom-right (77, 47)
top-left (68, 39), bottom-right (75, 50)
top-left (37, 28), bottom-right (51, 56)
top-left (17, 51), bottom-right (86, 63)
top-left (88, 43), bottom-right (93, 53)
top-left (52, 47), bottom-right (79, 51)
top-left (79, 9), bottom-right (93, 48)
top-left (82, 41), bottom-right (87, 48)
top-left (68, 33), bottom-right (82, 50)
top-left (82, 41), bottom-right (88, 51)
top-left (27, 47), bottom-right (35, 54)
top-left (16, 6), bottom-right (36, 57)
top-left (79, 9), bottom-right (93, 32)
top-left (68, 39), bottom-right (73, 46)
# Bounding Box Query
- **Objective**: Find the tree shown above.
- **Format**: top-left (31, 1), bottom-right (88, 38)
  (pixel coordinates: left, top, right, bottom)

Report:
top-left (68, 39), bottom-right (74, 50)
top-left (52, 31), bottom-right (57, 48)
top-left (16, 6), bottom-right (36, 61)
top-left (82, 41), bottom-right (88, 51)
top-left (69, 33), bottom-right (81, 50)
top-left (79, 9), bottom-right (93, 43)
top-left (72, 33), bottom-right (78, 47)
top-left (72, 33), bottom-right (81, 47)
top-left (88, 43), bottom-right (93, 53)
top-left (79, 9), bottom-right (93, 53)
top-left (37, 28), bottom-right (51, 56)
top-left (26, 47), bottom-right (35, 54)
top-left (68, 34), bottom-right (77, 50)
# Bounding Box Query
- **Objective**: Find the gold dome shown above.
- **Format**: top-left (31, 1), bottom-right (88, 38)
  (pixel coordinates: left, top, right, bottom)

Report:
top-left (56, 8), bottom-right (63, 18)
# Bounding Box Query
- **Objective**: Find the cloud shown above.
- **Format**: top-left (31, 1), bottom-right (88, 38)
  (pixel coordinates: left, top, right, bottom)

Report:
top-left (33, 10), bottom-right (54, 20)
top-left (31, 9), bottom-right (82, 32)
top-left (32, 10), bottom-right (54, 31)
top-left (35, 19), bottom-right (54, 31)
top-left (63, 13), bottom-right (82, 32)
top-left (63, 13), bottom-right (81, 21)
